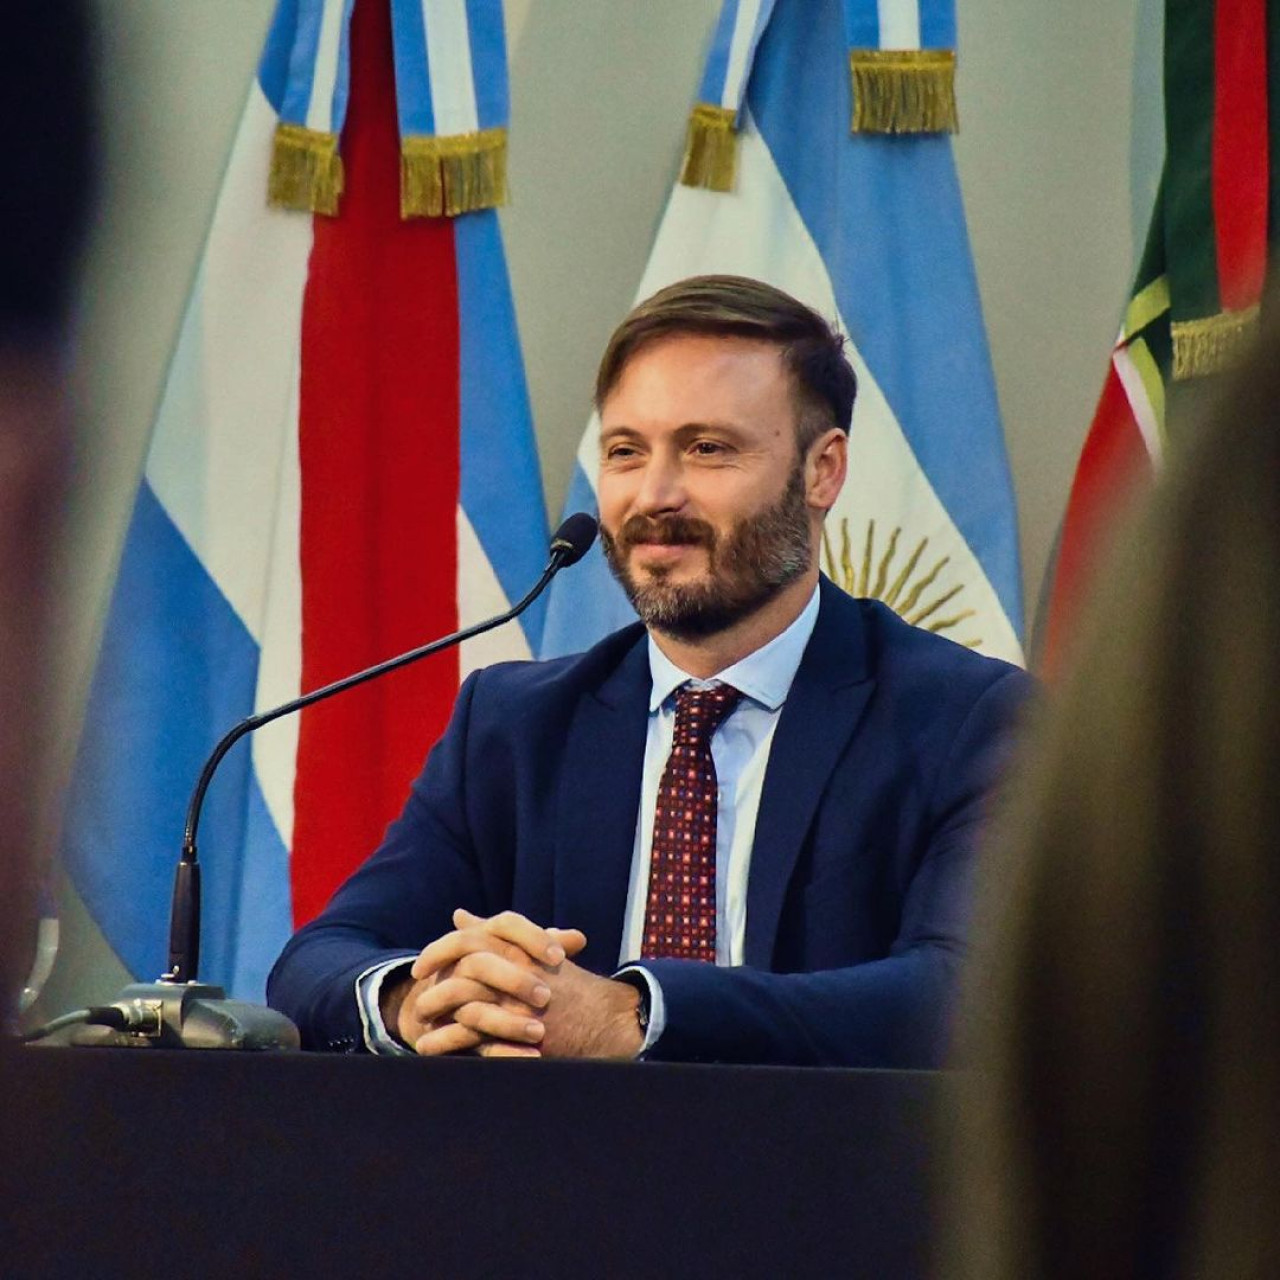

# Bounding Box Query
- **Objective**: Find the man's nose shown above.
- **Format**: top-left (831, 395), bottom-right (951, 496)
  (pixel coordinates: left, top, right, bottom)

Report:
top-left (633, 453), bottom-right (686, 515)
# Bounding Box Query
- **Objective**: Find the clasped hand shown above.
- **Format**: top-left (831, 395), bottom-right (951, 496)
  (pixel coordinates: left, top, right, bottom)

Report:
top-left (387, 909), bottom-right (642, 1060)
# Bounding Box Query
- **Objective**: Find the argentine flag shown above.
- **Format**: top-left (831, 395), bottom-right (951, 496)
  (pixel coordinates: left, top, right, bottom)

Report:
top-left (542, 0), bottom-right (1023, 665)
top-left (61, 0), bottom-right (547, 999)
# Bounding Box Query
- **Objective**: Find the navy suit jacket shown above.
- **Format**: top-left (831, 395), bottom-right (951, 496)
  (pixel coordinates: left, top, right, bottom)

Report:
top-left (268, 578), bottom-right (1030, 1066)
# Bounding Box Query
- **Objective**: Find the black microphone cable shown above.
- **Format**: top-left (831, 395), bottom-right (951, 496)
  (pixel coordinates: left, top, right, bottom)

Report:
top-left (20, 1006), bottom-right (132, 1043)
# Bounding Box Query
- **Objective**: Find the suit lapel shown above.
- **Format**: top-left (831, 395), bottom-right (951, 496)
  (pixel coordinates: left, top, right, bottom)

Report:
top-left (744, 580), bottom-right (875, 966)
top-left (553, 633), bottom-right (650, 972)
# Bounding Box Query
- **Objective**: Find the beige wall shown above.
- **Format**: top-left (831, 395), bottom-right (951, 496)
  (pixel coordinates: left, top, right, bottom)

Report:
top-left (45, 0), bottom-right (1160, 1005)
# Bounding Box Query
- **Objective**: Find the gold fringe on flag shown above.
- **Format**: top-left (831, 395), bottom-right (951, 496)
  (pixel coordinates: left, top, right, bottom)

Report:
top-left (679, 103), bottom-right (739, 192)
top-left (849, 49), bottom-right (958, 135)
top-left (1171, 304), bottom-right (1260, 380)
top-left (268, 123), bottom-right (345, 216)
top-left (400, 127), bottom-right (509, 218)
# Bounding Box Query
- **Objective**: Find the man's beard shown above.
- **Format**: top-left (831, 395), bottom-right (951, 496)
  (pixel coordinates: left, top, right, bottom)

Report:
top-left (601, 460), bottom-right (813, 642)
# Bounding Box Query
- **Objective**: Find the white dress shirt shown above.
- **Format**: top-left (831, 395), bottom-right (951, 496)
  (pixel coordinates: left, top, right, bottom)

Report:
top-left (358, 584), bottom-right (821, 1054)
top-left (618, 584), bottom-right (819, 1047)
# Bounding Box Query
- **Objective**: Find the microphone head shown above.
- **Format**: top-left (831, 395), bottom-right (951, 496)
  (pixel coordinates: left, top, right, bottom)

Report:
top-left (549, 513), bottom-right (599, 568)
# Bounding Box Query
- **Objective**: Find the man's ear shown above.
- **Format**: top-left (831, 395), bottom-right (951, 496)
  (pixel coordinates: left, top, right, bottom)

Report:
top-left (805, 428), bottom-right (847, 512)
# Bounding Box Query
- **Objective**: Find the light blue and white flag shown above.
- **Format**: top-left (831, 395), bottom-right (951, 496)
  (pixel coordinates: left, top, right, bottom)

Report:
top-left (542, 0), bottom-right (1023, 664)
top-left (61, 0), bottom-right (546, 999)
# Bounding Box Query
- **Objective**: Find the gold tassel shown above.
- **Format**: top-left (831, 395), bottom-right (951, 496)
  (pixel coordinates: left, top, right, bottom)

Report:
top-left (268, 123), bottom-right (344, 216)
top-left (401, 127), bottom-right (509, 218)
top-left (679, 103), bottom-right (739, 192)
top-left (849, 49), bottom-right (958, 135)
top-left (1171, 305), bottom-right (1260, 380)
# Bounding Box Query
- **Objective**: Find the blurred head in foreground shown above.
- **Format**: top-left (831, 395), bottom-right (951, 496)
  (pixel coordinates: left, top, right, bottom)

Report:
top-left (950, 309), bottom-right (1280, 1278)
top-left (0, 3), bottom-right (94, 1026)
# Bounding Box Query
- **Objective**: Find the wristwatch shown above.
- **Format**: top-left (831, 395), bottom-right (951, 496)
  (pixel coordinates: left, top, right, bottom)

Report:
top-left (633, 982), bottom-right (651, 1036)
top-left (614, 970), bottom-right (651, 1040)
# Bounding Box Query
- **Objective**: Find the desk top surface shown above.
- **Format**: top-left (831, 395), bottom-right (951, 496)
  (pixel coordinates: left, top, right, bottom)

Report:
top-left (1, 1044), bottom-right (941, 1280)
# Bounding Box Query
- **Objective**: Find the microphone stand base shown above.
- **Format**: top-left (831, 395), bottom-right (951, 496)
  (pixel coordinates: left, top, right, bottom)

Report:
top-left (70, 982), bottom-right (300, 1051)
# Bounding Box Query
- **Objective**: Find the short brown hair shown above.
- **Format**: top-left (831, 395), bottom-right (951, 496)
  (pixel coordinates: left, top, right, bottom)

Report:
top-left (595, 275), bottom-right (857, 452)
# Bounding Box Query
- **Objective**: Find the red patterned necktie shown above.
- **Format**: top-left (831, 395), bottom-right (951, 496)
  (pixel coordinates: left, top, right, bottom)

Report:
top-left (641, 682), bottom-right (744, 962)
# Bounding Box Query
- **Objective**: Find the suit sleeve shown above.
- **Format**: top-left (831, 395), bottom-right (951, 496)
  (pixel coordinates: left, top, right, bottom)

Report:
top-left (265, 672), bottom-right (490, 1052)
top-left (639, 666), bottom-right (1032, 1067)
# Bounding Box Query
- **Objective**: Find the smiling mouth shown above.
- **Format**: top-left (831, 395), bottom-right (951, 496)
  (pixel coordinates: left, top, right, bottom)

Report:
top-left (628, 543), bottom-right (708, 578)
top-left (631, 541), bottom-right (700, 560)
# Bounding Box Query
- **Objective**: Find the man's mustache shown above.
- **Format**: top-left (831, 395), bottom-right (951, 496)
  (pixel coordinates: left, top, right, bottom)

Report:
top-left (616, 514), bottom-right (716, 550)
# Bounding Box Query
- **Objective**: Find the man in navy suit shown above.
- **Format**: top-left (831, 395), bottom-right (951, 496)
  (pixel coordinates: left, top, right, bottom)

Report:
top-left (268, 275), bottom-right (1029, 1066)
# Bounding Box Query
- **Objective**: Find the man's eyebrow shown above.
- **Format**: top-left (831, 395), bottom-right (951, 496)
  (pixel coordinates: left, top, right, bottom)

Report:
top-left (599, 424), bottom-right (643, 444)
top-left (671, 420), bottom-right (747, 440)
top-left (599, 420), bottom-right (749, 444)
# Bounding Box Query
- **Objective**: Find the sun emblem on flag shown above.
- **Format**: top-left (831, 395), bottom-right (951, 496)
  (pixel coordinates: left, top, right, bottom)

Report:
top-left (822, 519), bottom-right (982, 649)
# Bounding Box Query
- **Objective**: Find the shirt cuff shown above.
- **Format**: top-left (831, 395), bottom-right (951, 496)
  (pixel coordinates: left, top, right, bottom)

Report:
top-left (356, 957), bottom-right (417, 1055)
top-left (613, 964), bottom-right (666, 1055)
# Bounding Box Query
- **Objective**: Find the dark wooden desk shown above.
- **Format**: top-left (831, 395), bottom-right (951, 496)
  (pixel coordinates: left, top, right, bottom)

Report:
top-left (1, 1044), bottom-right (938, 1279)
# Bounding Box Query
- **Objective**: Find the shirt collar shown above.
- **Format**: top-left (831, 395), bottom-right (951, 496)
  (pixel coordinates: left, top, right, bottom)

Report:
top-left (646, 583), bottom-right (821, 713)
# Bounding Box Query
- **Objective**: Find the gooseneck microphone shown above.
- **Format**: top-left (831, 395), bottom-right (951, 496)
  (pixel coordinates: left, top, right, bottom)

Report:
top-left (167, 510), bottom-right (598, 988)
top-left (46, 514), bottom-right (597, 1050)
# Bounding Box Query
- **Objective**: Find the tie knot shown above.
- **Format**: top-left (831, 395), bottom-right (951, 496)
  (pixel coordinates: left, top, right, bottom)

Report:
top-left (673, 682), bottom-right (743, 744)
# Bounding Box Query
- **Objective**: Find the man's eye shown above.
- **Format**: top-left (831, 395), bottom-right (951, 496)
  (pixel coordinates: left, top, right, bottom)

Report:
top-left (604, 444), bottom-right (639, 461)
top-left (692, 440), bottom-right (727, 456)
